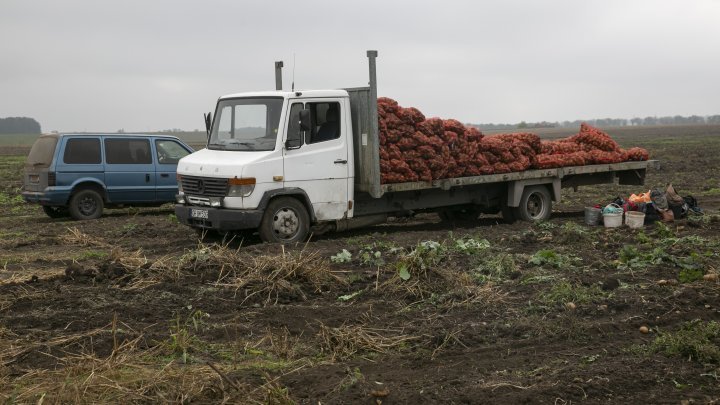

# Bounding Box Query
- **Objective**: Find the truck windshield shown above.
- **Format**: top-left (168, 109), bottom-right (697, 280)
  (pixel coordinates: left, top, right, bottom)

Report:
top-left (208, 97), bottom-right (284, 151)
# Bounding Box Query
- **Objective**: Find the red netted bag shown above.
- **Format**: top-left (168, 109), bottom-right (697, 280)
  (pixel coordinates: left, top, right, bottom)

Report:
top-left (443, 119), bottom-right (466, 135)
top-left (625, 147), bottom-right (649, 161)
top-left (377, 99), bottom-right (646, 184)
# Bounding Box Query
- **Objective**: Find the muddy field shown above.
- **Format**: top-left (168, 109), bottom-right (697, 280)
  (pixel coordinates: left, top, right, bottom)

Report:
top-left (1, 125), bottom-right (719, 404)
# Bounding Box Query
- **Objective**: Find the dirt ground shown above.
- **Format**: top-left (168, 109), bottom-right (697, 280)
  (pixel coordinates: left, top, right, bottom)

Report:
top-left (1, 125), bottom-right (719, 404)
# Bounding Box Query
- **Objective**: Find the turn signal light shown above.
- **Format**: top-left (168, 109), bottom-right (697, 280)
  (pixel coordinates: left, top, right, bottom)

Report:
top-left (228, 177), bottom-right (256, 186)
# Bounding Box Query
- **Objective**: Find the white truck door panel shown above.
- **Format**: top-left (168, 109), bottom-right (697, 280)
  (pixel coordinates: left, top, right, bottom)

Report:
top-left (283, 99), bottom-right (349, 221)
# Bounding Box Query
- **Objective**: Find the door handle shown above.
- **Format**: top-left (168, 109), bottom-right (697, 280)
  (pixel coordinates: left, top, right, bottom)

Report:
top-left (145, 174), bottom-right (150, 182)
top-left (334, 159), bottom-right (347, 164)
top-left (161, 173), bottom-right (169, 178)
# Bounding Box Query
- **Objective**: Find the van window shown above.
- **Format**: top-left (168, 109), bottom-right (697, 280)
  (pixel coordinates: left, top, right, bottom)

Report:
top-left (64, 138), bottom-right (101, 164)
top-left (155, 139), bottom-right (190, 164)
top-left (105, 139), bottom-right (152, 164)
top-left (27, 136), bottom-right (58, 167)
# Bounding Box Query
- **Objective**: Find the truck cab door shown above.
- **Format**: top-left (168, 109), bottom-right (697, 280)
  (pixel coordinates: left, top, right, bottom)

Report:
top-left (282, 99), bottom-right (349, 221)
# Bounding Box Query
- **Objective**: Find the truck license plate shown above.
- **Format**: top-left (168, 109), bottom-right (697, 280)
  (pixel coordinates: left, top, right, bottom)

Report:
top-left (191, 209), bottom-right (209, 219)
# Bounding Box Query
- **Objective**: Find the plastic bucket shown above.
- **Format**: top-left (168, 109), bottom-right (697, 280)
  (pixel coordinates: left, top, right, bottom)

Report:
top-left (584, 207), bottom-right (602, 226)
top-left (603, 212), bottom-right (623, 228)
top-left (625, 211), bottom-right (645, 229)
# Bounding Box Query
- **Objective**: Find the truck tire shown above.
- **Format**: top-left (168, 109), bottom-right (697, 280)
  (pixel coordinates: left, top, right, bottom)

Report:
top-left (259, 197), bottom-right (310, 244)
top-left (42, 206), bottom-right (68, 219)
top-left (513, 185), bottom-right (552, 222)
top-left (69, 189), bottom-right (104, 220)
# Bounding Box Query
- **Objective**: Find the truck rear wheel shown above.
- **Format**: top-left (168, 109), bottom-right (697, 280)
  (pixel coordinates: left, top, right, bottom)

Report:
top-left (69, 189), bottom-right (104, 220)
top-left (514, 185), bottom-right (552, 222)
top-left (259, 197), bottom-right (310, 244)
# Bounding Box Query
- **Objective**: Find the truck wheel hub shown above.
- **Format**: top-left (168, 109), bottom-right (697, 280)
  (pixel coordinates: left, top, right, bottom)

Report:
top-left (527, 194), bottom-right (542, 217)
top-left (273, 208), bottom-right (298, 237)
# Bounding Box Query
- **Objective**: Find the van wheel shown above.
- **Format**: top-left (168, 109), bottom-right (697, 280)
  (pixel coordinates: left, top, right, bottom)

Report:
top-left (514, 185), bottom-right (552, 221)
top-left (69, 189), bottom-right (104, 220)
top-left (42, 206), bottom-right (68, 219)
top-left (259, 197), bottom-right (310, 244)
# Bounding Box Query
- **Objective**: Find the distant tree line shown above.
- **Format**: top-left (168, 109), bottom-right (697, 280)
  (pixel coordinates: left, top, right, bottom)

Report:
top-left (0, 117), bottom-right (41, 134)
top-left (472, 114), bottom-right (720, 130)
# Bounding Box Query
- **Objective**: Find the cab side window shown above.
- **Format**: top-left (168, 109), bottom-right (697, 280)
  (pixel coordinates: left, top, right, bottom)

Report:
top-left (63, 138), bottom-right (101, 164)
top-left (104, 139), bottom-right (152, 164)
top-left (286, 102), bottom-right (305, 146)
top-left (155, 140), bottom-right (190, 164)
top-left (308, 102), bottom-right (341, 144)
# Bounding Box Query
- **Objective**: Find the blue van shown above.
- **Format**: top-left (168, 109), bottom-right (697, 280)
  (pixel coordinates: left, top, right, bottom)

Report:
top-left (22, 133), bottom-right (194, 220)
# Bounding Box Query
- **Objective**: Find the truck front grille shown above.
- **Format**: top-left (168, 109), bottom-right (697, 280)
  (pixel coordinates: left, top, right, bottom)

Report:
top-left (181, 176), bottom-right (228, 197)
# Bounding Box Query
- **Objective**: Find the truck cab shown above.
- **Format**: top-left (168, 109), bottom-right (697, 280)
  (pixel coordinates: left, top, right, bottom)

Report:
top-left (175, 90), bottom-right (357, 242)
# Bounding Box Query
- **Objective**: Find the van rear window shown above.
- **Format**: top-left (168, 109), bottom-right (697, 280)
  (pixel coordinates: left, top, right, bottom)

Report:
top-left (27, 136), bottom-right (58, 167)
top-left (64, 138), bottom-right (101, 164)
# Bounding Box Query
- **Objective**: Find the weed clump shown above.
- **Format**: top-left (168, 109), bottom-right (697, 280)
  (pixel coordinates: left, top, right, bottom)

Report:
top-left (636, 320), bottom-right (720, 364)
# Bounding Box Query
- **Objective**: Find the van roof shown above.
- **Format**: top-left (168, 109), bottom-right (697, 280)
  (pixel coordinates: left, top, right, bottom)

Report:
top-left (45, 133), bottom-right (183, 140)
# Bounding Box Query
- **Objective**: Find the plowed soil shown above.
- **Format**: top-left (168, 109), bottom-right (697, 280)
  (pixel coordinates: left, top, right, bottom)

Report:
top-left (1, 125), bottom-right (719, 404)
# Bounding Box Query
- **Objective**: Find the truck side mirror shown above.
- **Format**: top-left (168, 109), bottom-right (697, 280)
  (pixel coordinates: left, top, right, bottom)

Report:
top-left (204, 112), bottom-right (212, 138)
top-left (299, 109), bottom-right (311, 131)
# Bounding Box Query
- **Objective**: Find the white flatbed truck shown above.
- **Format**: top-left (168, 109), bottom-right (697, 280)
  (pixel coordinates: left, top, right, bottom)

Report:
top-left (174, 51), bottom-right (657, 243)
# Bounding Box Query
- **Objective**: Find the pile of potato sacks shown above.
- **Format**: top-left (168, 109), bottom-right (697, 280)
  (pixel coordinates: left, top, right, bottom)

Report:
top-left (378, 97), bottom-right (649, 184)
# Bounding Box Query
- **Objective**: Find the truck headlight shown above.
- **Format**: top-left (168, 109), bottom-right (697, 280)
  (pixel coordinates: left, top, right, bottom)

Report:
top-left (176, 193), bottom-right (186, 204)
top-left (228, 177), bottom-right (256, 197)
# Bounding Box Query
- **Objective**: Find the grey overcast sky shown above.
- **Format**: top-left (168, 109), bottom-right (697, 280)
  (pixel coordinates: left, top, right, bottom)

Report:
top-left (1, 0), bottom-right (719, 132)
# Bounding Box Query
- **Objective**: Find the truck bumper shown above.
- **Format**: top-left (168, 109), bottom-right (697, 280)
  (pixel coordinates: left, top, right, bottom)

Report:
top-left (174, 205), bottom-right (264, 232)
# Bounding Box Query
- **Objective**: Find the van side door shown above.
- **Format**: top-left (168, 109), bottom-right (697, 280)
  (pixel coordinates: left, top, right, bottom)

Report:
top-left (154, 138), bottom-right (192, 202)
top-left (103, 137), bottom-right (156, 202)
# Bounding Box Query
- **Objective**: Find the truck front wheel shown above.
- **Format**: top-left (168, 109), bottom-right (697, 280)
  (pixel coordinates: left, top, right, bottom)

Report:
top-left (514, 185), bottom-right (552, 222)
top-left (259, 197), bottom-right (310, 244)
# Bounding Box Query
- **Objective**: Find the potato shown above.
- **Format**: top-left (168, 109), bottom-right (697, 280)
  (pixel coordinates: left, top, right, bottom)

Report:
top-left (703, 273), bottom-right (718, 281)
top-left (639, 326), bottom-right (649, 334)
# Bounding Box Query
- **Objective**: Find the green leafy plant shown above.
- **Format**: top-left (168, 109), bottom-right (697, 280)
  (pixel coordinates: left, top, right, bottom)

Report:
top-left (528, 249), bottom-right (580, 269)
top-left (540, 281), bottom-right (606, 306)
top-left (617, 245), bottom-right (668, 270)
top-left (636, 320), bottom-right (720, 363)
top-left (359, 249), bottom-right (384, 266)
top-left (453, 237), bottom-right (490, 254)
top-left (473, 253), bottom-right (517, 283)
top-left (678, 267), bottom-right (703, 283)
top-left (331, 249), bottom-right (352, 263)
top-left (654, 222), bottom-right (675, 238)
top-left (161, 309), bottom-right (210, 364)
top-left (337, 290), bottom-right (363, 301)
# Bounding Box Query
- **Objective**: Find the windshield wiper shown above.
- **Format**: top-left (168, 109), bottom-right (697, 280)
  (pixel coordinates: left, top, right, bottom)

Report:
top-left (225, 141), bottom-right (257, 150)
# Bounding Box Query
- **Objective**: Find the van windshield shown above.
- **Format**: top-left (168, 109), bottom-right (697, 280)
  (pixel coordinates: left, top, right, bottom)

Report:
top-left (208, 97), bottom-right (284, 151)
top-left (26, 136), bottom-right (58, 167)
